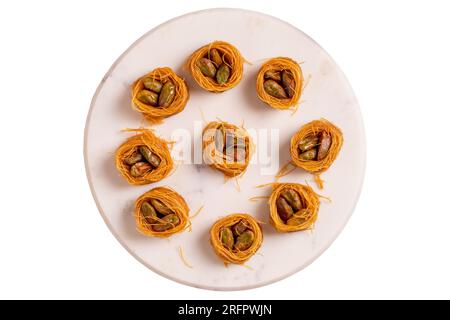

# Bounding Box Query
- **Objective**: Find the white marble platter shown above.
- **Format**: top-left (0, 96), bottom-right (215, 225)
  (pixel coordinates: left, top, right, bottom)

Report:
top-left (84, 8), bottom-right (365, 290)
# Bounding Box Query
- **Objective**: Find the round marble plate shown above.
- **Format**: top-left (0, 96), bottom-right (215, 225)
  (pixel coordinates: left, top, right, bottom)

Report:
top-left (84, 8), bottom-right (365, 290)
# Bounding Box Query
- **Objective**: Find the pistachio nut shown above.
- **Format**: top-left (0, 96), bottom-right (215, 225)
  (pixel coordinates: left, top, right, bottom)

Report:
top-left (234, 230), bottom-right (255, 251)
top-left (234, 146), bottom-right (246, 162)
top-left (317, 132), bottom-right (332, 161)
top-left (264, 70), bottom-right (281, 82)
top-left (143, 77), bottom-right (162, 93)
top-left (281, 70), bottom-right (295, 98)
top-left (280, 189), bottom-right (303, 212)
top-left (150, 199), bottom-right (173, 215)
top-left (220, 227), bottom-right (234, 250)
top-left (139, 146), bottom-right (161, 168)
top-left (130, 162), bottom-right (152, 177)
top-left (299, 148), bottom-right (317, 161)
top-left (124, 151), bottom-right (143, 165)
top-left (137, 89), bottom-right (158, 106)
top-left (210, 49), bottom-right (223, 66)
top-left (224, 145), bottom-right (235, 160)
top-left (141, 201), bottom-right (158, 224)
top-left (298, 135), bottom-right (319, 152)
top-left (216, 64), bottom-right (230, 85)
top-left (263, 80), bottom-right (288, 99)
top-left (232, 220), bottom-right (249, 236)
top-left (276, 197), bottom-right (294, 221)
top-left (235, 136), bottom-right (246, 149)
top-left (158, 81), bottom-right (175, 108)
top-left (225, 130), bottom-right (236, 150)
top-left (152, 214), bottom-right (180, 232)
top-left (214, 128), bottom-right (224, 152)
top-left (196, 58), bottom-right (216, 78)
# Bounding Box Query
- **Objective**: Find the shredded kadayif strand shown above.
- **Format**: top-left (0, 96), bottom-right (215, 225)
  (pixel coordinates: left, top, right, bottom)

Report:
top-left (131, 67), bottom-right (189, 124)
top-left (256, 57), bottom-right (303, 110)
top-left (187, 41), bottom-right (244, 92)
top-left (269, 183), bottom-right (320, 232)
top-left (115, 129), bottom-right (173, 185)
top-left (210, 213), bottom-right (263, 265)
top-left (134, 187), bottom-right (190, 238)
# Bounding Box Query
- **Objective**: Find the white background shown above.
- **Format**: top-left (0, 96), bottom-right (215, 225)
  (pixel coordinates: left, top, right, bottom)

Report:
top-left (0, 0), bottom-right (449, 299)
